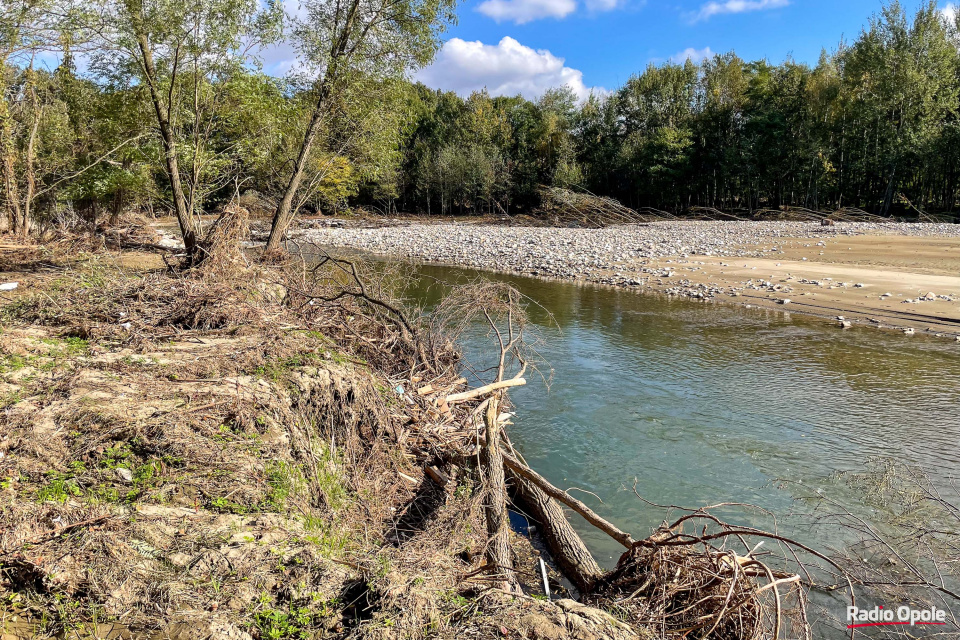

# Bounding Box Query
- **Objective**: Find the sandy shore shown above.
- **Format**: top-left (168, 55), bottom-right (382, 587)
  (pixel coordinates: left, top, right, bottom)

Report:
top-left (297, 220), bottom-right (960, 339)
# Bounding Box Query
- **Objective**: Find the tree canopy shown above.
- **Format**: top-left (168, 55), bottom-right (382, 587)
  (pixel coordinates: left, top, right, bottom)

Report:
top-left (2, 0), bottom-right (959, 245)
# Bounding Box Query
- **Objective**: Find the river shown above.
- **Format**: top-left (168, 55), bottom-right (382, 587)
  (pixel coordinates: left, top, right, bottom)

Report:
top-left (396, 261), bottom-right (960, 572)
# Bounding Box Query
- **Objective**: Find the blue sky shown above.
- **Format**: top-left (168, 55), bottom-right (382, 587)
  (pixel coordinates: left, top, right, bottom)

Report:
top-left (30, 0), bottom-right (955, 101)
top-left (410, 0), bottom-right (959, 99)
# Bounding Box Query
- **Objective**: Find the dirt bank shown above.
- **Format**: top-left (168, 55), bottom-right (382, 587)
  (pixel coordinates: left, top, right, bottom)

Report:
top-left (0, 239), bottom-right (651, 640)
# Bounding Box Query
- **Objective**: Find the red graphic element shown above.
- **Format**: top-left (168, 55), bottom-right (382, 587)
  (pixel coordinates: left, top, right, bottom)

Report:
top-left (847, 622), bottom-right (946, 629)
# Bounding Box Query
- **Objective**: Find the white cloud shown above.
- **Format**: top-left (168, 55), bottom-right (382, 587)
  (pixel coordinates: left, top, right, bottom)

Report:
top-left (257, 41), bottom-right (300, 76)
top-left (476, 0), bottom-right (577, 23)
top-left (584, 0), bottom-right (621, 11)
top-left (670, 46), bottom-right (714, 63)
top-left (415, 37), bottom-right (604, 101)
top-left (689, 0), bottom-right (788, 23)
top-left (475, 0), bottom-right (624, 23)
top-left (943, 3), bottom-right (958, 25)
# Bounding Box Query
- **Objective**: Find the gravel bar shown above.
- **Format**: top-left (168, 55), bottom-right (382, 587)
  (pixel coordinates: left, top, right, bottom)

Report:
top-left (297, 220), bottom-right (960, 287)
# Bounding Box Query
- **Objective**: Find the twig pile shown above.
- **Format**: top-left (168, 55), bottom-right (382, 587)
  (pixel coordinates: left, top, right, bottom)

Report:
top-left (750, 206), bottom-right (892, 224)
top-left (589, 525), bottom-right (809, 640)
top-left (537, 189), bottom-right (916, 227)
top-left (195, 203), bottom-right (251, 277)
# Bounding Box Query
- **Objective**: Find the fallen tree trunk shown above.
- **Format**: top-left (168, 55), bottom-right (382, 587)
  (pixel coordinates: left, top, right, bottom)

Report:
top-left (510, 473), bottom-right (603, 593)
top-left (502, 452), bottom-right (635, 549)
top-left (482, 393), bottom-right (515, 589)
top-left (446, 376), bottom-right (526, 404)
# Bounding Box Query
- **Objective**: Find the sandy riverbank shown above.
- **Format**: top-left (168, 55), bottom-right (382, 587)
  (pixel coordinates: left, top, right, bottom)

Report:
top-left (296, 220), bottom-right (960, 339)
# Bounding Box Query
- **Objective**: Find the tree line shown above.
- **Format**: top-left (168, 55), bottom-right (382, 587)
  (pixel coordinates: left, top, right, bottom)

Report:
top-left (399, 1), bottom-right (960, 219)
top-left (2, 1), bottom-right (959, 256)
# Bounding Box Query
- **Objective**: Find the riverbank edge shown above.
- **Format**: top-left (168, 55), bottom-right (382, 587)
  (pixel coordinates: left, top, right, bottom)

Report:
top-left (0, 238), bottom-right (648, 640)
top-left (291, 221), bottom-right (960, 342)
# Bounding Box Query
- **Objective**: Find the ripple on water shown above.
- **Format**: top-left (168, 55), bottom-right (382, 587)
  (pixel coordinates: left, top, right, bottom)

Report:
top-left (399, 262), bottom-right (960, 566)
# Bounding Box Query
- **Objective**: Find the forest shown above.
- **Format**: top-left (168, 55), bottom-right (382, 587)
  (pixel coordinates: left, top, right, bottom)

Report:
top-left (3, 0), bottom-right (960, 255)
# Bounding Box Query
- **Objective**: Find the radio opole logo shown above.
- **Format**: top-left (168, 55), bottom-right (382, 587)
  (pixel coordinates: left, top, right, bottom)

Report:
top-left (847, 605), bottom-right (947, 629)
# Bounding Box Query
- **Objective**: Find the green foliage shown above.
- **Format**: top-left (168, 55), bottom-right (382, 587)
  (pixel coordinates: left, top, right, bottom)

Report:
top-left (314, 447), bottom-right (348, 512)
top-left (395, 1), bottom-right (960, 217)
top-left (263, 460), bottom-right (303, 511)
top-left (3, 0), bottom-right (960, 228)
top-left (37, 472), bottom-right (83, 503)
top-left (253, 597), bottom-right (335, 640)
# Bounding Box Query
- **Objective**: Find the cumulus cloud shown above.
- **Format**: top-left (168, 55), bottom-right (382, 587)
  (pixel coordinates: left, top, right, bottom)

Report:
top-left (476, 0), bottom-right (576, 23)
top-left (689, 0), bottom-right (788, 23)
top-left (670, 46), bottom-right (715, 63)
top-left (943, 3), bottom-right (958, 25)
top-left (415, 37), bottom-right (603, 101)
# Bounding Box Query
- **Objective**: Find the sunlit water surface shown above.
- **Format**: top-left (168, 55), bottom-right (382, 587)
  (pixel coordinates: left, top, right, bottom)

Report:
top-left (393, 263), bottom-right (960, 568)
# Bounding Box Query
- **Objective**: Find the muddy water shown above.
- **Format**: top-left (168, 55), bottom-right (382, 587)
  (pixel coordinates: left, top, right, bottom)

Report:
top-left (398, 262), bottom-right (960, 570)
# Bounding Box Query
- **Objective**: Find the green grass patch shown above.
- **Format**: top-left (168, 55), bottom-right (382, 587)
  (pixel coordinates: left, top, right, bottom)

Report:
top-left (37, 472), bottom-right (83, 503)
top-left (252, 595), bottom-right (336, 640)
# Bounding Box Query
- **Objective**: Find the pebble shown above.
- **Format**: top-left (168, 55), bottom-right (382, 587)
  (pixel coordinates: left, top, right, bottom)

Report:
top-left (298, 221), bottom-right (960, 306)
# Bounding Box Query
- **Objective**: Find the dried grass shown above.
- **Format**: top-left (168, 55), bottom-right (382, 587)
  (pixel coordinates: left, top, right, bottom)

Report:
top-left (0, 236), bottom-right (827, 640)
top-left (0, 241), bottom-right (504, 639)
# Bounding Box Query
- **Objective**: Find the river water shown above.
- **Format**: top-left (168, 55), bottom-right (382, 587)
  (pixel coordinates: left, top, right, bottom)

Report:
top-left (397, 262), bottom-right (960, 571)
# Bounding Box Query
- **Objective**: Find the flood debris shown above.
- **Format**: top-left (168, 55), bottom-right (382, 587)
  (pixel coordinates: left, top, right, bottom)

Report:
top-left (0, 238), bottom-right (641, 638)
top-left (0, 233), bottom-right (872, 639)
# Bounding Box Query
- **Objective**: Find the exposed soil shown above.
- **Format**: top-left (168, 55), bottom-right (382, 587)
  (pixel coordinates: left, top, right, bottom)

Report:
top-left (0, 238), bottom-right (649, 640)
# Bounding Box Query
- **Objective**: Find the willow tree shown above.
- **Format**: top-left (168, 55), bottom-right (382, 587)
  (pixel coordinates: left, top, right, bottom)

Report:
top-left (76, 0), bottom-right (281, 259)
top-left (262, 0), bottom-right (457, 254)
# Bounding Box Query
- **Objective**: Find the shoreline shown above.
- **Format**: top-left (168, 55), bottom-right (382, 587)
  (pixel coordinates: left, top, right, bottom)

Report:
top-left (0, 237), bottom-right (640, 640)
top-left (294, 220), bottom-right (960, 340)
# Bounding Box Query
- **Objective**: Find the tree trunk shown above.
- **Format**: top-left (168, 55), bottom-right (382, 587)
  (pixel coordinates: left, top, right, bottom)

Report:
top-left (481, 393), bottom-right (515, 588)
top-left (0, 76), bottom-right (22, 234)
top-left (264, 84), bottom-right (328, 254)
top-left (880, 163), bottom-right (897, 218)
top-left (264, 0), bottom-right (362, 255)
top-left (0, 145), bottom-right (21, 234)
top-left (20, 73), bottom-right (40, 239)
top-left (131, 21), bottom-right (199, 258)
top-left (503, 451), bottom-right (634, 549)
top-left (510, 474), bottom-right (602, 593)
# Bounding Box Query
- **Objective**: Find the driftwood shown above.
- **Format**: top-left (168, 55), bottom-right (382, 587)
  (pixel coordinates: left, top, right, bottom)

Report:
top-left (503, 451), bottom-right (635, 549)
top-left (511, 473), bottom-right (603, 593)
top-left (445, 374), bottom-right (526, 404)
top-left (482, 392), bottom-right (515, 588)
top-left (501, 433), bottom-right (603, 593)
top-left (424, 464), bottom-right (450, 487)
